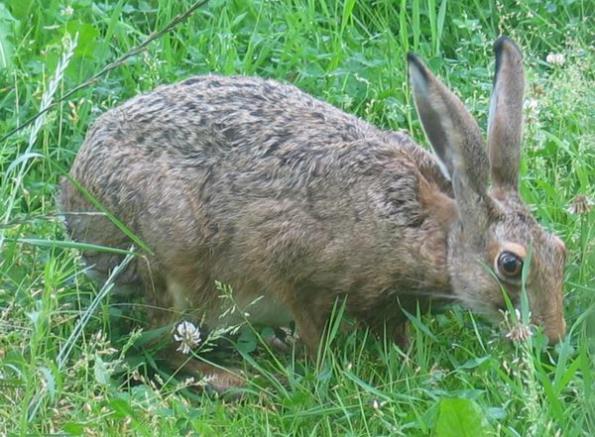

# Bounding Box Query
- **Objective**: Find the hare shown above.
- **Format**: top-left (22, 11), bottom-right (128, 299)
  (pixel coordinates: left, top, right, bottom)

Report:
top-left (60, 37), bottom-right (566, 387)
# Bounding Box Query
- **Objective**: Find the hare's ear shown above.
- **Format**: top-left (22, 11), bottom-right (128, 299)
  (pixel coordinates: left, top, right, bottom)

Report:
top-left (408, 54), bottom-right (490, 239)
top-left (487, 37), bottom-right (525, 192)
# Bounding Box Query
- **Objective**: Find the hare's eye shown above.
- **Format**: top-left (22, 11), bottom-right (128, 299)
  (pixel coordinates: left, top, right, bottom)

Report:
top-left (497, 251), bottom-right (523, 279)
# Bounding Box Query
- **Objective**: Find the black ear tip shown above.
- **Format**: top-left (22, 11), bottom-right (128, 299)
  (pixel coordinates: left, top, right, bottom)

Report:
top-left (494, 36), bottom-right (522, 58)
top-left (407, 53), bottom-right (429, 81)
top-left (494, 36), bottom-right (510, 52)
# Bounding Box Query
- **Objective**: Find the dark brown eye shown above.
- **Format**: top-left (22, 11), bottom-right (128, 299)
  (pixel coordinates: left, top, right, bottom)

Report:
top-left (497, 251), bottom-right (523, 279)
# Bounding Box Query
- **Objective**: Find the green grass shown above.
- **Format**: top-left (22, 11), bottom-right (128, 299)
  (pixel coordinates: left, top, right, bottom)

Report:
top-left (1, 0), bottom-right (593, 434)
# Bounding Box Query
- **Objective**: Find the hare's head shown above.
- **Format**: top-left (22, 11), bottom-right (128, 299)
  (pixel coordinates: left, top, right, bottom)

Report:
top-left (408, 37), bottom-right (566, 343)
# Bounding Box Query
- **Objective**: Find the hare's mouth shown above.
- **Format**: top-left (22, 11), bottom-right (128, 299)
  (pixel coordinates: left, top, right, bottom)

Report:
top-left (494, 296), bottom-right (519, 313)
top-left (456, 295), bottom-right (514, 324)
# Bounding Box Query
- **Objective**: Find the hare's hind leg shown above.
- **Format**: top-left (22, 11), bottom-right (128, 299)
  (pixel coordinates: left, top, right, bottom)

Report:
top-left (161, 344), bottom-right (246, 394)
top-left (143, 271), bottom-right (247, 394)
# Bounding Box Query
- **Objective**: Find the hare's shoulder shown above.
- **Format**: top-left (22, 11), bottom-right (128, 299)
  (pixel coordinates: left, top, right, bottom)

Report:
top-left (381, 131), bottom-right (452, 194)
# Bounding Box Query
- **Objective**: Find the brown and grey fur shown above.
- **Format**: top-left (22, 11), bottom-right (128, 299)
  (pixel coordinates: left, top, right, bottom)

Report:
top-left (60, 37), bottom-right (566, 387)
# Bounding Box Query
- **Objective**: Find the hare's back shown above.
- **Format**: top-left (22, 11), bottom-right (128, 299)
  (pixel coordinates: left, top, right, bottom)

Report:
top-left (90, 75), bottom-right (376, 161)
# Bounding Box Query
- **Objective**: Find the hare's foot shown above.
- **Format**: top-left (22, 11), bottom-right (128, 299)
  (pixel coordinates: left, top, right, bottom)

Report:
top-left (364, 317), bottom-right (411, 350)
top-left (288, 307), bottom-right (328, 357)
top-left (158, 345), bottom-right (245, 395)
top-left (185, 361), bottom-right (246, 394)
top-left (262, 326), bottom-right (300, 353)
top-left (392, 321), bottom-right (410, 350)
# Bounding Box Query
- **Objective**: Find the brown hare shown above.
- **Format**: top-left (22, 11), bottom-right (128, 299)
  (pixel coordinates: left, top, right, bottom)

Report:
top-left (60, 37), bottom-right (566, 388)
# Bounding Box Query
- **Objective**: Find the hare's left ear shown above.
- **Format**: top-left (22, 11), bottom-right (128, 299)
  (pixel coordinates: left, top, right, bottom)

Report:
top-left (408, 53), bottom-right (491, 242)
top-left (487, 37), bottom-right (525, 192)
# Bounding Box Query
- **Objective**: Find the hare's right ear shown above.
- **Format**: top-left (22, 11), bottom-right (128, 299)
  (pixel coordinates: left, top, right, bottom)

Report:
top-left (408, 54), bottom-right (491, 240)
top-left (487, 37), bottom-right (525, 192)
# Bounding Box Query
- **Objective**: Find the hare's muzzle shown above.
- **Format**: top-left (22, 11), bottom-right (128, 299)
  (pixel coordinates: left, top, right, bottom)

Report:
top-left (545, 316), bottom-right (566, 345)
top-left (533, 312), bottom-right (566, 344)
top-left (528, 270), bottom-right (566, 344)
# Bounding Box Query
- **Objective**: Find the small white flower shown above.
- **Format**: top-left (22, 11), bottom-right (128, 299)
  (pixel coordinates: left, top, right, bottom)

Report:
top-left (173, 321), bottom-right (201, 354)
top-left (546, 53), bottom-right (566, 66)
top-left (506, 323), bottom-right (533, 342)
top-left (61, 6), bottom-right (74, 17)
top-left (504, 309), bottom-right (533, 342)
top-left (525, 98), bottom-right (539, 112)
top-left (567, 194), bottom-right (592, 215)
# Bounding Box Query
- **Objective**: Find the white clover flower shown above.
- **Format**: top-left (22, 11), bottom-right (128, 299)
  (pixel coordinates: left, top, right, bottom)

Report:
top-left (546, 53), bottom-right (566, 66)
top-left (173, 321), bottom-right (201, 354)
top-left (525, 98), bottom-right (539, 112)
top-left (61, 6), bottom-right (74, 17)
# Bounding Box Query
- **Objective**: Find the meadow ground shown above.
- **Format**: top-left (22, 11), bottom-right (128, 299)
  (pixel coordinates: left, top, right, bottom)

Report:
top-left (0, 0), bottom-right (593, 435)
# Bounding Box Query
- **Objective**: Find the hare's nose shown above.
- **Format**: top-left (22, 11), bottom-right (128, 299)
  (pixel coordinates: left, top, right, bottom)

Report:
top-left (546, 318), bottom-right (566, 345)
top-left (534, 314), bottom-right (566, 345)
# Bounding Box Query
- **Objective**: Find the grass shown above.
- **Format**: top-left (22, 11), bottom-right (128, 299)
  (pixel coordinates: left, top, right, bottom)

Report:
top-left (0, 0), bottom-right (593, 434)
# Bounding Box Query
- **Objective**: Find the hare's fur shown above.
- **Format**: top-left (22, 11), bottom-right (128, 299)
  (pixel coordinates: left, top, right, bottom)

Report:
top-left (61, 75), bottom-right (454, 350)
top-left (61, 38), bottom-right (566, 373)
